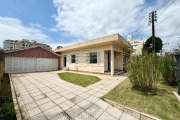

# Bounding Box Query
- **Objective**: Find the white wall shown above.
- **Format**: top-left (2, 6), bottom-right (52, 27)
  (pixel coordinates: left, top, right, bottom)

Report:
top-left (60, 44), bottom-right (111, 73)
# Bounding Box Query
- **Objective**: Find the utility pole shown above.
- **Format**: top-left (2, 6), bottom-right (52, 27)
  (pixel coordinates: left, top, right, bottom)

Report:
top-left (148, 11), bottom-right (157, 52)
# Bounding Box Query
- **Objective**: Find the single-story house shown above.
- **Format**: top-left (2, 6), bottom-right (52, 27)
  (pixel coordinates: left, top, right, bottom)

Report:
top-left (4, 46), bottom-right (61, 73)
top-left (54, 33), bottom-right (131, 76)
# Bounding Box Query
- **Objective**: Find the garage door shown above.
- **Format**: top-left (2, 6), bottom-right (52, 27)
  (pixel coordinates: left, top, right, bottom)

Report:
top-left (5, 57), bottom-right (58, 73)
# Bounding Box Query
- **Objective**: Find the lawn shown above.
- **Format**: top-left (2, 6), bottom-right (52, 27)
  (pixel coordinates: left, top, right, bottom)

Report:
top-left (58, 72), bottom-right (101, 87)
top-left (102, 79), bottom-right (180, 120)
top-left (0, 74), bottom-right (16, 120)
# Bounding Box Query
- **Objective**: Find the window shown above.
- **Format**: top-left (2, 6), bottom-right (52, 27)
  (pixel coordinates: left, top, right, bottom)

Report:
top-left (90, 52), bottom-right (97, 63)
top-left (71, 54), bottom-right (76, 63)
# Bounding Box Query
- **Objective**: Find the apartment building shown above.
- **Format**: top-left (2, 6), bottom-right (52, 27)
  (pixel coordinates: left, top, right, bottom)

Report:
top-left (3, 40), bottom-right (15, 51)
top-left (127, 35), bottom-right (143, 55)
top-left (3, 39), bottom-right (52, 51)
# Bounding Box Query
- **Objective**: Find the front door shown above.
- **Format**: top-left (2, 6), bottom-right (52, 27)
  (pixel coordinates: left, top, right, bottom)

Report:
top-left (108, 53), bottom-right (110, 71)
top-left (64, 56), bottom-right (66, 67)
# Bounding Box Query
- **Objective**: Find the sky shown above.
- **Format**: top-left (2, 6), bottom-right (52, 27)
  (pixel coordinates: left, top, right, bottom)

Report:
top-left (0, 0), bottom-right (180, 51)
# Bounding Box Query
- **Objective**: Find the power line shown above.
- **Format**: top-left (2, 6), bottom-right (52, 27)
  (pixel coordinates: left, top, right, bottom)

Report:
top-left (158, 0), bottom-right (177, 17)
top-left (156, 7), bottom-right (180, 26)
top-left (156, 0), bottom-right (169, 12)
top-left (132, 0), bottom-right (176, 40)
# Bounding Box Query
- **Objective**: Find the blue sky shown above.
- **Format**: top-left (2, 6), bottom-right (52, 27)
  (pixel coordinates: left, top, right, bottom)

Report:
top-left (0, 0), bottom-right (180, 51)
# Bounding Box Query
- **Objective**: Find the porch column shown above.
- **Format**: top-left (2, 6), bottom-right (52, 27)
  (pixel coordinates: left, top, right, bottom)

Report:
top-left (111, 43), bottom-right (114, 76)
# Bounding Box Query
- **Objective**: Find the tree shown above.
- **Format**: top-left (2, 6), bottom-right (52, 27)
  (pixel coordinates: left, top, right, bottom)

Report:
top-left (143, 36), bottom-right (163, 53)
top-left (0, 47), bottom-right (4, 61)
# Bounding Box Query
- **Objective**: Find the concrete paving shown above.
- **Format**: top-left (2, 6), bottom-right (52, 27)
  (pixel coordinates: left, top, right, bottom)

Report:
top-left (10, 71), bottom-right (138, 120)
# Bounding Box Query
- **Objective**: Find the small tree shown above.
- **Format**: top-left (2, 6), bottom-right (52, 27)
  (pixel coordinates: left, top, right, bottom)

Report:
top-left (160, 53), bottom-right (177, 85)
top-left (127, 53), bottom-right (160, 93)
top-left (143, 36), bottom-right (163, 53)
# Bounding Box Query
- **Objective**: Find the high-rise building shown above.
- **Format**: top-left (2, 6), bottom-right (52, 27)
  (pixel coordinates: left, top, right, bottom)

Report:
top-left (3, 39), bottom-right (52, 51)
top-left (127, 35), bottom-right (144, 55)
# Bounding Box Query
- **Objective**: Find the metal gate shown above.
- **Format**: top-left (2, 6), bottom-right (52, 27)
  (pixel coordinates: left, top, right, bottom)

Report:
top-left (175, 53), bottom-right (180, 95)
top-left (5, 57), bottom-right (58, 73)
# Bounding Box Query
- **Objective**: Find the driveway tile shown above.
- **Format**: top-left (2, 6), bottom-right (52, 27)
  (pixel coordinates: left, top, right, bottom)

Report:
top-left (33, 94), bottom-right (46, 101)
top-left (120, 112), bottom-right (138, 120)
top-left (65, 105), bottom-right (84, 118)
top-left (65, 93), bottom-right (76, 99)
top-left (10, 72), bottom-right (138, 120)
top-left (43, 106), bottom-right (63, 119)
top-left (21, 102), bottom-right (37, 111)
top-left (78, 93), bottom-right (90, 99)
top-left (59, 100), bottom-right (75, 111)
top-left (60, 91), bottom-right (70, 96)
top-left (77, 100), bottom-right (93, 110)
top-left (51, 112), bottom-right (71, 120)
top-left (86, 104), bottom-right (103, 119)
top-left (98, 112), bottom-right (117, 120)
top-left (39, 101), bottom-right (56, 111)
top-left (53, 97), bottom-right (67, 105)
top-left (69, 96), bottom-right (84, 104)
top-left (26, 107), bottom-right (41, 118)
top-left (29, 113), bottom-right (47, 120)
top-left (36, 98), bottom-right (51, 105)
top-left (86, 96), bottom-right (99, 103)
top-left (106, 106), bottom-right (123, 119)
top-left (75, 111), bottom-right (95, 120)
top-left (31, 92), bottom-right (43, 97)
top-left (49, 94), bottom-right (61, 100)
top-left (45, 91), bottom-right (56, 96)
top-left (95, 100), bottom-right (110, 110)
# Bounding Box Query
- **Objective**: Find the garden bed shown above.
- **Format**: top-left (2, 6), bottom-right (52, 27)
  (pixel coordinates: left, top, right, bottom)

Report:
top-left (0, 74), bottom-right (16, 120)
top-left (102, 79), bottom-right (180, 120)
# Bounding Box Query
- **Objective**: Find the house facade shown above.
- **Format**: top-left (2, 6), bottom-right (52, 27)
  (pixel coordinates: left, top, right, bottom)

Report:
top-left (55, 33), bottom-right (131, 76)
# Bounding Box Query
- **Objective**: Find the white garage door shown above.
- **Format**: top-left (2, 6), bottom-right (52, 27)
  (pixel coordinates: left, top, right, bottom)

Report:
top-left (5, 57), bottom-right (58, 73)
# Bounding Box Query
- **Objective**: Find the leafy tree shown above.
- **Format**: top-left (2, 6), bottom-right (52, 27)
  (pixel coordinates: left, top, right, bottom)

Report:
top-left (0, 47), bottom-right (4, 61)
top-left (143, 36), bottom-right (163, 53)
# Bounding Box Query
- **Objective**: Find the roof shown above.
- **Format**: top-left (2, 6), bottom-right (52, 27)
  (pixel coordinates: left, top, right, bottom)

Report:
top-left (54, 33), bottom-right (131, 53)
top-left (5, 46), bottom-right (60, 57)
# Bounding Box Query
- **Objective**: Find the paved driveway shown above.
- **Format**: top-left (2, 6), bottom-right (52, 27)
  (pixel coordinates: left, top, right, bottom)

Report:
top-left (11, 71), bottom-right (137, 120)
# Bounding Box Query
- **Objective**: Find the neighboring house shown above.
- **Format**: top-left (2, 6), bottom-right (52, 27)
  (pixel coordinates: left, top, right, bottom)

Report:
top-left (4, 46), bottom-right (60, 73)
top-left (54, 33), bottom-right (131, 76)
top-left (3, 39), bottom-right (52, 51)
top-left (127, 35), bottom-right (143, 55)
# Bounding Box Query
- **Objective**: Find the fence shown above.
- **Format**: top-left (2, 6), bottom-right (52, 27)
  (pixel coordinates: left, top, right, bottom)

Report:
top-left (0, 61), bottom-right (4, 80)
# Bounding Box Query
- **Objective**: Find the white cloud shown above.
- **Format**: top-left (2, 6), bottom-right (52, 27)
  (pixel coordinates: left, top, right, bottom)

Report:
top-left (53, 0), bottom-right (146, 40)
top-left (0, 17), bottom-right (51, 48)
top-left (53, 0), bottom-right (180, 51)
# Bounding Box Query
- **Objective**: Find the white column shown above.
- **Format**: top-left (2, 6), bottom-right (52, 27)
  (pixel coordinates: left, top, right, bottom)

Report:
top-left (111, 43), bottom-right (114, 76)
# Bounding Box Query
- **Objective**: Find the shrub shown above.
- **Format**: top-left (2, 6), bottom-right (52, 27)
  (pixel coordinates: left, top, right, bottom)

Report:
top-left (127, 53), bottom-right (161, 93)
top-left (160, 53), bottom-right (177, 85)
top-left (0, 102), bottom-right (16, 120)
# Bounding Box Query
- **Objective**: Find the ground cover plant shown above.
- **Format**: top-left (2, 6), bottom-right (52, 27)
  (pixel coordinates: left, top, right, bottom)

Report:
top-left (0, 74), bottom-right (16, 120)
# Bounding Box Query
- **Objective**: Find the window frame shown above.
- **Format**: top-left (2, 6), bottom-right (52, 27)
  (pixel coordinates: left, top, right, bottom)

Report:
top-left (89, 52), bottom-right (97, 64)
top-left (71, 54), bottom-right (76, 63)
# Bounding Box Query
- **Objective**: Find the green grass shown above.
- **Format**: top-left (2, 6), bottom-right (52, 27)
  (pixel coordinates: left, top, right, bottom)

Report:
top-left (102, 79), bottom-right (180, 120)
top-left (58, 72), bottom-right (101, 87)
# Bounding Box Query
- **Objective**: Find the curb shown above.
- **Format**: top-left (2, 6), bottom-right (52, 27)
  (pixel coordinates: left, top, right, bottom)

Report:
top-left (9, 74), bottom-right (22, 120)
top-left (104, 99), bottom-right (161, 120)
top-left (173, 91), bottom-right (180, 102)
